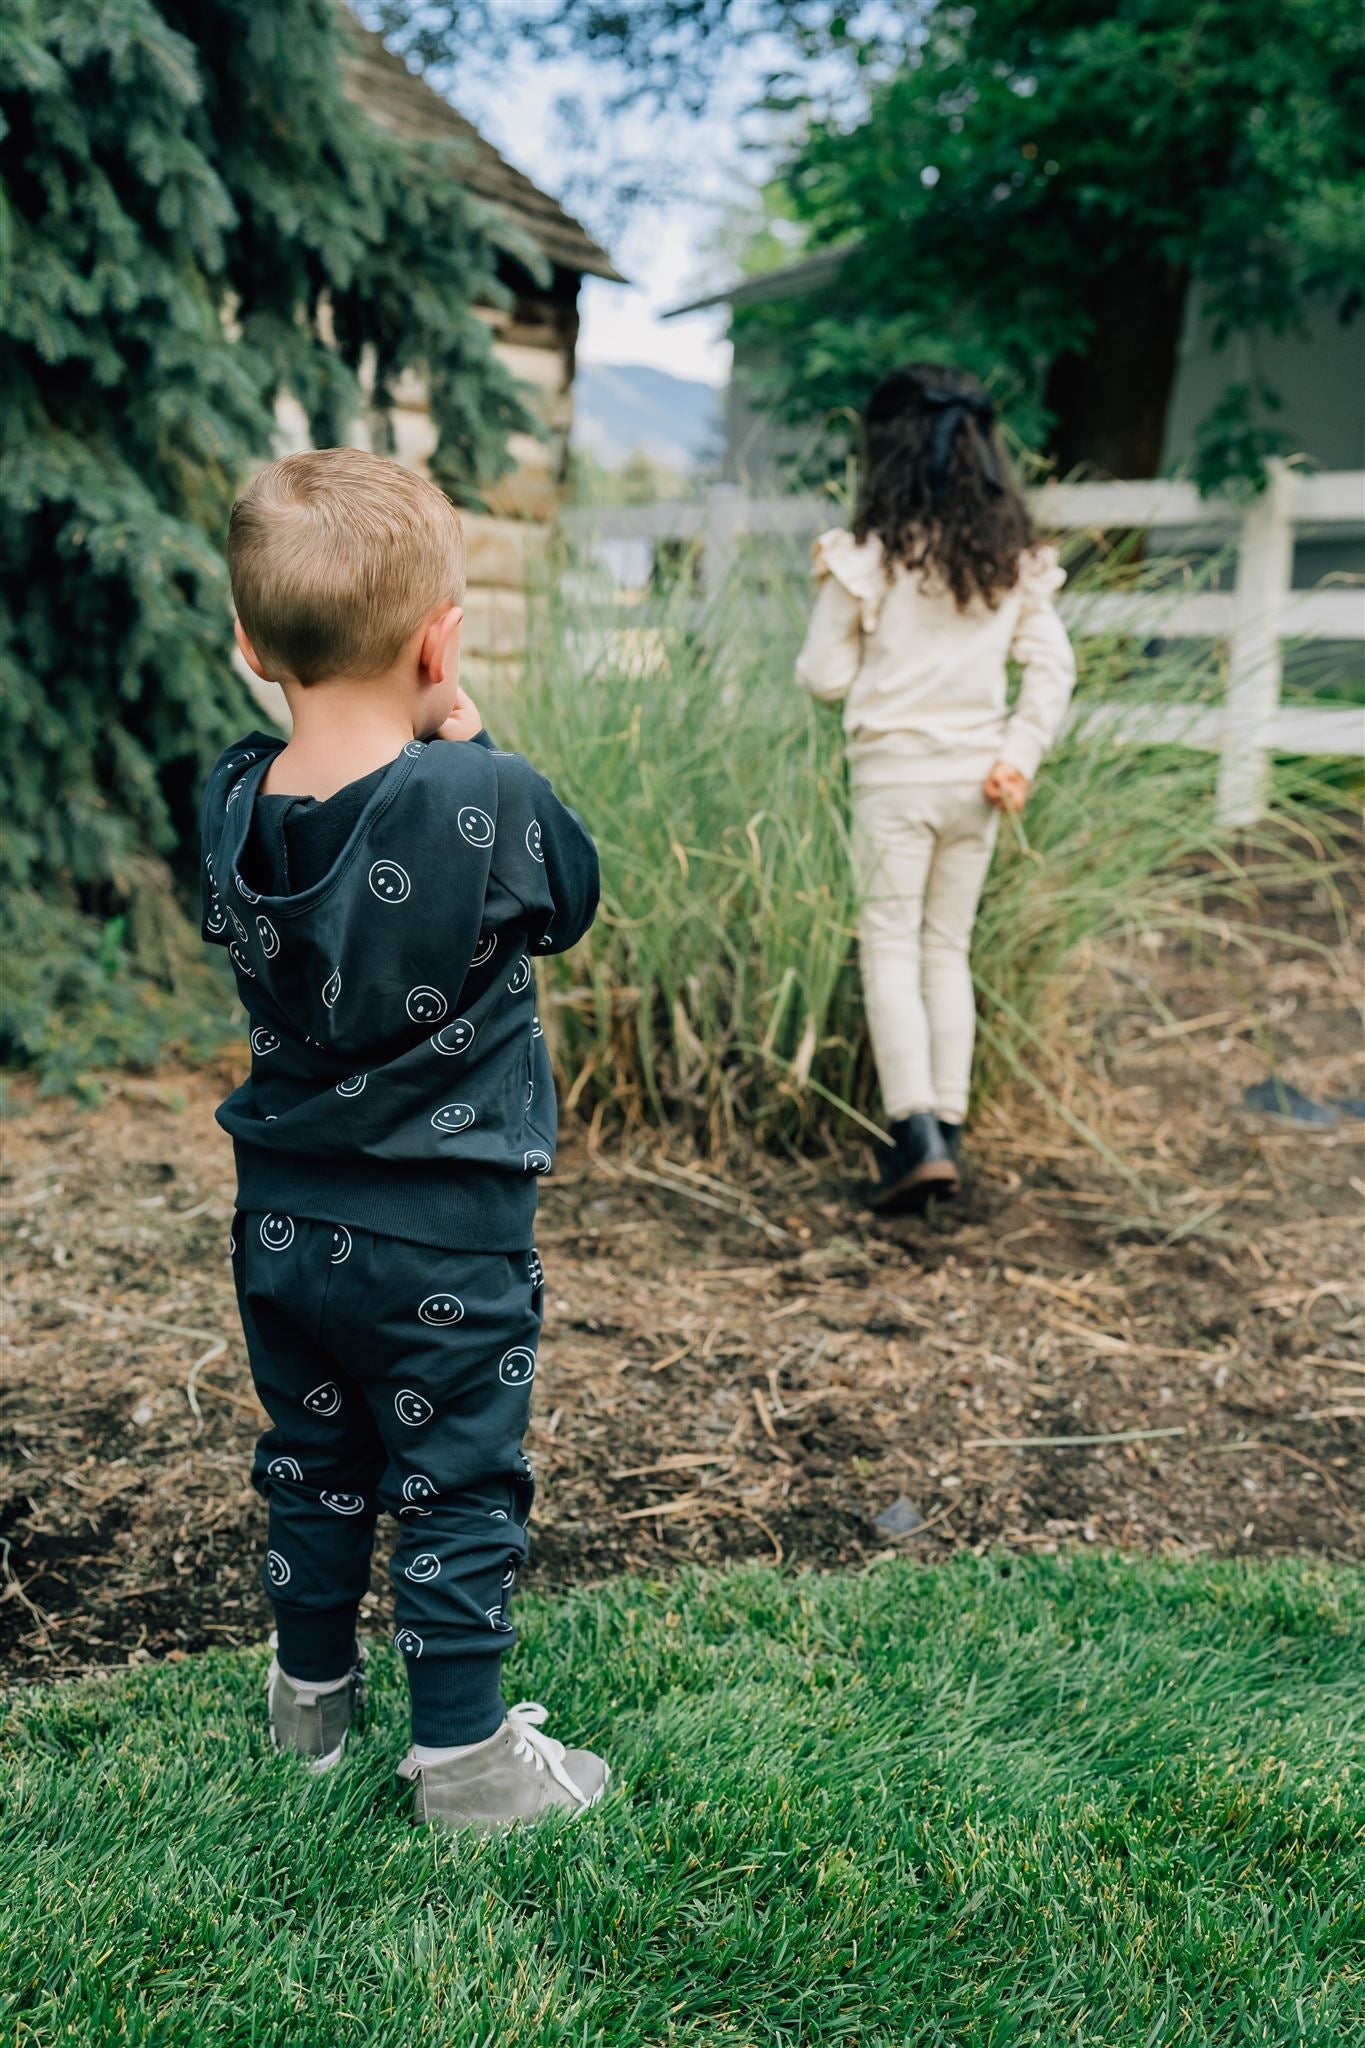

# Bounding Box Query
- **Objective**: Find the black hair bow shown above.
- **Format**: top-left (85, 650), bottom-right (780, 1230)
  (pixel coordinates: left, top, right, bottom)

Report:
top-left (920, 386), bottom-right (1004, 503)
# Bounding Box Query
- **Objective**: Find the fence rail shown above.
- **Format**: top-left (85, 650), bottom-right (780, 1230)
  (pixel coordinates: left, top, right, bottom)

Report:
top-left (562, 465), bottom-right (1365, 825)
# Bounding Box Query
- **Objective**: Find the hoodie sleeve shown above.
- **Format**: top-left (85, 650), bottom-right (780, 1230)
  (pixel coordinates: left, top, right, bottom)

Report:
top-left (794, 529), bottom-right (885, 704)
top-left (491, 754), bottom-right (600, 955)
top-left (1000, 547), bottom-right (1077, 780)
top-left (199, 742), bottom-right (250, 947)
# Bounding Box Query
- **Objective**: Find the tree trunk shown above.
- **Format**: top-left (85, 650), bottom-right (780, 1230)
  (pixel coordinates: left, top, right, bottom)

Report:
top-left (1044, 262), bottom-right (1189, 478)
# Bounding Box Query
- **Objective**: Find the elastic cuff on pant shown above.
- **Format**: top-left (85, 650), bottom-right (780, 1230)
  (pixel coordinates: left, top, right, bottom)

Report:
top-left (271, 1604), bottom-right (359, 1684)
top-left (405, 1653), bottom-right (506, 1748)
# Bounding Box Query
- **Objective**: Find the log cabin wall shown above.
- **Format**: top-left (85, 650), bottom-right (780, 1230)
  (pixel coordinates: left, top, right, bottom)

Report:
top-left (341, 17), bottom-right (618, 692)
top-left (239, 18), bottom-right (619, 726)
top-left (378, 265), bottom-right (582, 689)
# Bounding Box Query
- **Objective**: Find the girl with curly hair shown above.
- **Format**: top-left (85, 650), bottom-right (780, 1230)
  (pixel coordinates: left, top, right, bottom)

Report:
top-left (796, 363), bottom-right (1076, 1212)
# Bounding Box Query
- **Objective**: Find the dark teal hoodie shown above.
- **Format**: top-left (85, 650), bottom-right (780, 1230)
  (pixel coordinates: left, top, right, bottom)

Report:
top-left (200, 730), bottom-right (599, 1250)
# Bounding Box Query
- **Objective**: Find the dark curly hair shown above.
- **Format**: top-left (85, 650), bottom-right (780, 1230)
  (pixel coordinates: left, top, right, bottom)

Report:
top-left (853, 363), bottom-right (1034, 611)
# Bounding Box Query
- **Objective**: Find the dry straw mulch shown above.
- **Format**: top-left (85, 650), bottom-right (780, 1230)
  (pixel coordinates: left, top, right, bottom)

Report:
top-left (2, 872), bottom-right (1361, 1680)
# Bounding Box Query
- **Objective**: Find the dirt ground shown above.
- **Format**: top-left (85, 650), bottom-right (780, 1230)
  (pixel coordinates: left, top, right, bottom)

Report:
top-left (3, 866), bottom-right (1362, 1680)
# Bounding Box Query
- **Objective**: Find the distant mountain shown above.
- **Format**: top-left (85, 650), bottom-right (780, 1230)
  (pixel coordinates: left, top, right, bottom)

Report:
top-left (572, 362), bottom-right (723, 474)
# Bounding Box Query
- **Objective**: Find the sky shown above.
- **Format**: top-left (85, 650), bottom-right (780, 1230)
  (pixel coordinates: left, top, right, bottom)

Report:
top-left (449, 42), bottom-right (782, 389)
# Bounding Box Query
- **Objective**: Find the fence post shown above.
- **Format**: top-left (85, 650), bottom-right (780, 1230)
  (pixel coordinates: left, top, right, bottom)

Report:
top-left (701, 484), bottom-right (747, 603)
top-left (1217, 459), bottom-right (1293, 827)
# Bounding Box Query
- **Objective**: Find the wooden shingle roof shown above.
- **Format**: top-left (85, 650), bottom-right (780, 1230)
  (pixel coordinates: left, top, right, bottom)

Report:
top-left (343, 23), bottom-right (623, 283)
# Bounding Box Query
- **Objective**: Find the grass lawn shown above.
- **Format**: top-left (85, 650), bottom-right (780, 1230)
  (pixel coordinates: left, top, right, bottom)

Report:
top-left (4, 1553), bottom-right (1362, 2047)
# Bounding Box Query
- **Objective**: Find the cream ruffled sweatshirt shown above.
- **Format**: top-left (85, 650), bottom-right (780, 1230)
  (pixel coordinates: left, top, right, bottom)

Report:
top-left (795, 528), bottom-right (1076, 789)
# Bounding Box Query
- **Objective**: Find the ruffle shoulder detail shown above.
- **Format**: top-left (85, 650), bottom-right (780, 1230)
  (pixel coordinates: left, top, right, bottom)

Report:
top-left (1017, 542), bottom-right (1067, 601)
top-left (811, 527), bottom-right (886, 631)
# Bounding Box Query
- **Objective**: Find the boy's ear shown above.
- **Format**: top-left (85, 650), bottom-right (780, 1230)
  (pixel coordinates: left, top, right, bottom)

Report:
top-left (233, 617), bottom-right (271, 681)
top-left (419, 604), bottom-right (463, 688)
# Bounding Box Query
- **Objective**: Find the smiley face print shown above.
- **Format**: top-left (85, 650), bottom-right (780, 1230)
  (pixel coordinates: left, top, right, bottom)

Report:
top-left (255, 916), bottom-right (280, 958)
top-left (406, 985), bottom-right (447, 1024)
top-left (265, 1550), bottom-right (291, 1588)
top-left (498, 1346), bottom-right (537, 1388)
top-left (418, 1293), bottom-right (464, 1327)
top-left (234, 874), bottom-right (261, 904)
top-left (525, 1149), bottom-right (552, 1175)
top-left (335, 1073), bottom-right (366, 1097)
top-left (227, 908), bottom-right (249, 945)
top-left (259, 1214), bottom-right (294, 1252)
top-left (320, 1491), bottom-right (366, 1516)
top-left (457, 806), bottom-right (495, 848)
top-left (431, 1018), bottom-right (475, 1056)
top-left (394, 1389), bottom-right (434, 1426)
top-left (322, 966), bottom-right (341, 1008)
top-left (330, 1227), bottom-right (352, 1264)
top-left (267, 1455), bottom-right (303, 1483)
top-left (369, 859), bottom-right (411, 903)
top-left (403, 741), bottom-right (424, 759)
top-left (402, 1473), bottom-right (438, 1506)
top-left (303, 1381), bottom-right (342, 1417)
top-left (507, 955), bottom-right (531, 995)
top-left (471, 933), bottom-right (497, 968)
top-left (229, 941), bottom-right (255, 978)
top-left (485, 1605), bottom-right (514, 1633)
top-left (394, 1627), bottom-right (424, 1657)
top-left (528, 1248), bottom-right (544, 1288)
top-left (250, 1026), bottom-right (279, 1057)
top-left (404, 1552), bottom-right (441, 1583)
top-left (525, 819), bottom-right (544, 862)
top-left (431, 1103), bottom-right (475, 1136)
top-left (205, 899), bottom-right (227, 936)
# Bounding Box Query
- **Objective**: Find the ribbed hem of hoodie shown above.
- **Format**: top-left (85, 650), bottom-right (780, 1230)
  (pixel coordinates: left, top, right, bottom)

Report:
top-left (233, 1146), bottom-right (538, 1253)
top-left (845, 738), bottom-right (1003, 790)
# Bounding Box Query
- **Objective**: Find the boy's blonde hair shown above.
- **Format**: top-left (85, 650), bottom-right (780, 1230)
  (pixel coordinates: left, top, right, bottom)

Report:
top-left (229, 448), bottom-right (466, 685)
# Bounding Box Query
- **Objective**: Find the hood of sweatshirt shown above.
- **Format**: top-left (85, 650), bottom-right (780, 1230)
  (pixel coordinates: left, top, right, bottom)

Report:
top-left (199, 730), bottom-right (575, 1250)
top-left (202, 732), bottom-right (496, 1065)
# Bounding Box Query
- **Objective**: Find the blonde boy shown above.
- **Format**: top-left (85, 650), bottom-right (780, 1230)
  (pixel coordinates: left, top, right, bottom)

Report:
top-left (204, 449), bottom-right (606, 1832)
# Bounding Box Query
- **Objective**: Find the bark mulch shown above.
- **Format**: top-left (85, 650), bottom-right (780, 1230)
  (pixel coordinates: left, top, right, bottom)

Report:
top-left (2, 871), bottom-right (1361, 1680)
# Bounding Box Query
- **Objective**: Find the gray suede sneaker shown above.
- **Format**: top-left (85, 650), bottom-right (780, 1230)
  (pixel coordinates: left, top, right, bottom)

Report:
top-left (397, 1702), bottom-right (610, 1835)
top-left (266, 1642), bottom-right (365, 1774)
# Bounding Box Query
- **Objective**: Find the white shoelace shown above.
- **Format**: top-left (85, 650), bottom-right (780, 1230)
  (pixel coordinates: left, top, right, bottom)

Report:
top-left (505, 1702), bottom-right (592, 1808)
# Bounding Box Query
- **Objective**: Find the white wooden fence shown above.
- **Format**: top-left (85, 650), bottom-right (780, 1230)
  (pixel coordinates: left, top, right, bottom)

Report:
top-left (563, 463), bottom-right (1365, 825)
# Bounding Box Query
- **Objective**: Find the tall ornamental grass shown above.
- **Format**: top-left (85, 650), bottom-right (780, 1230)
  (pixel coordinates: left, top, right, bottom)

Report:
top-left (498, 530), bottom-right (1346, 1154)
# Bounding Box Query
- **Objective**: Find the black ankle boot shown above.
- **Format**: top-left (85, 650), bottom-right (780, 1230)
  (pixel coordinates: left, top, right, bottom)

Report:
top-left (867, 1111), bottom-right (960, 1214)
top-left (936, 1119), bottom-right (963, 1164)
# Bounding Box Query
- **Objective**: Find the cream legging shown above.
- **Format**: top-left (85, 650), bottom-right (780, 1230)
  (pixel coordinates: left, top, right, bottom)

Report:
top-left (850, 781), bottom-right (999, 1124)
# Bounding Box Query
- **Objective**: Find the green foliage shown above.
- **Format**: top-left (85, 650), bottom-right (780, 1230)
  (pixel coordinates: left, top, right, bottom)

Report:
top-left (0, 885), bottom-right (240, 1100)
top-left (1190, 383), bottom-right (1292, 501)
top-left (0, 0), bottom-right (528, 1066)
top-left (418, 0), bottom-right (1365, 484)
top-left (498, 535), bottom-right (1341, 1153)
top-left (739, 0), bottom-right (1365, 484)
top-left (5, 1553), bottom-right (1363, 2043)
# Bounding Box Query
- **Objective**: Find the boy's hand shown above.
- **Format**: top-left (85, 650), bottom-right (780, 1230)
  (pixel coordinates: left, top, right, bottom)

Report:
top-left (983, 761), bottom-right (1029, 812)
top-left (434, 688), bottom-right (484, 743)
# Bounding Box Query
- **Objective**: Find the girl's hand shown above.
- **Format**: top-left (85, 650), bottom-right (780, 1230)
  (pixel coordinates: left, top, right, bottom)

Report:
top-left (983, 761), bottom-right (1029, 812)
top-left (434, 688), bottom-right (484, 743)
